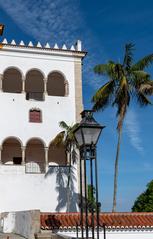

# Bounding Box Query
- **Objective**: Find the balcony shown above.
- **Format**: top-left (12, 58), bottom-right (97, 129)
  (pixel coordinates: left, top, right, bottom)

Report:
top-left (26, 92), bottom-right (44, 101)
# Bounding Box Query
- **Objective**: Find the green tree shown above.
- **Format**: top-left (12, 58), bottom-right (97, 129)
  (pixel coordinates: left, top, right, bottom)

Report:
top-left (92, 43), bottom-right (153, 212)
top-left (51, 121), bottom-right (79, 177)
top-left (132, 180), bottom-right (153, 212)
top-left (51, 121), bottom-right (78, 211)
top-left (87, 184), bottom-right (96, 212)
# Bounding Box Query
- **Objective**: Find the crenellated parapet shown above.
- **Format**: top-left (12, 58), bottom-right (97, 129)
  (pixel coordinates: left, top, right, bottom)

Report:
top-left (1, 38), bottom-right (85, 54)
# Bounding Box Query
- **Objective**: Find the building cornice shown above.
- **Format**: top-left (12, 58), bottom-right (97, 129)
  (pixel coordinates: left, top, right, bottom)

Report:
top-left (0, 39), bottom-right (87, 59)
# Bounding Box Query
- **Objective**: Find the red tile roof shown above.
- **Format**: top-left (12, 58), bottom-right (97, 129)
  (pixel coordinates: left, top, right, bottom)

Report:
top-left (41, 212), bottom-right (153, 230)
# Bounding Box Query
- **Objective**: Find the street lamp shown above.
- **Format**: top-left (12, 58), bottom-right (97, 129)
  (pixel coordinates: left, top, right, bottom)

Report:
top-left (73, 110), bottom-right (105, 239)
top-left (0, 24), bottom-right (4, 36)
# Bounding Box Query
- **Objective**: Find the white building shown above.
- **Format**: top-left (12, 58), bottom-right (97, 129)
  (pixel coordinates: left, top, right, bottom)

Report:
top-left (0, 38), bottom-right (86, 213)
top-left (1, 38), bottom-right (152, 239)
top-left (2, 210), bottom-right (153, 239)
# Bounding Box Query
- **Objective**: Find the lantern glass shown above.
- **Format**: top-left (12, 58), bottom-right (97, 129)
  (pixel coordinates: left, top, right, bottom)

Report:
top-left (74, 127), bottom-right (83, 147)
top-left (73, 110), bottom-right (104, 147)
top-left (82, 127), bottom-right (102, 145)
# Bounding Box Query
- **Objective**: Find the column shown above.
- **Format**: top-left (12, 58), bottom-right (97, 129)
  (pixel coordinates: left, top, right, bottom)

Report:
top-left (64, 80), bottom-right (69, 96)
top-left (22, 146), bottom-right (25, 165)
top-left (44, 78), bottom-right (47, 95)
top-left (45, 147), bottom-right (48, 172)
top-left (22, 78), bottom-right (25, 93)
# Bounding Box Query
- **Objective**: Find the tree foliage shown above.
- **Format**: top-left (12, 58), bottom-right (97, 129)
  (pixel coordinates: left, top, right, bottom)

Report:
top-left (92, 43), bottom-right (153, 212)
top-left (132, 180), bottom-right (153, 212)
top-left (87, 184), bottom-right (96, 212)
top-left (51, 121), bottom-right (79, 211)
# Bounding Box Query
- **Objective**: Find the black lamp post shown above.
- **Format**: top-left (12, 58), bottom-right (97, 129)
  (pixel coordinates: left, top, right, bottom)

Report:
top-left (73, 110), bottom-right (105, 239)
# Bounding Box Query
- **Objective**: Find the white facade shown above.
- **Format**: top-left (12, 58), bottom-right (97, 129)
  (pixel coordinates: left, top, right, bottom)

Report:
top-left (0, 40), bottom-right (86, 213)
top-left (57, 229), bottom-right (153, 239)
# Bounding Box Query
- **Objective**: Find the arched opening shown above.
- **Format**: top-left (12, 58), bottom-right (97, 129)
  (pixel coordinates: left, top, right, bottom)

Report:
top-left (3, 68), bottom-right (22, 93)
top-left (47, 72), bottom-right (67, 96)
top-left (25, 70), bottom-right (44, 101)
top-left (2, 137), bottom-right (22, 165)
top-left (48, 144), bottom-right (67, 166)
top-left (25, 138), bottom-right (45, 173)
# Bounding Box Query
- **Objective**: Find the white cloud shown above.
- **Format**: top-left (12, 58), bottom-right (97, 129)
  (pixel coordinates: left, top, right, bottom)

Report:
top-left (0, 0), bottom-right (107, 88)
top-left (0, 0), bottom-right (82, 44)
top-left (125, 109), bottom-right (144, 153)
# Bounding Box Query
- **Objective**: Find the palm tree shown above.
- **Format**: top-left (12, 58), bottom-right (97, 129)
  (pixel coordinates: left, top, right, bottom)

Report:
top-left (51, 121), bottom-right (78, 211)
top-left (51, 121), bottom-right (78, 166)
top-left (92, 43), bottom-right (153, 212)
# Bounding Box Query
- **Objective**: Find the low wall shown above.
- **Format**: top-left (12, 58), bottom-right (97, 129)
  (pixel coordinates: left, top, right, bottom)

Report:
top-left (0, 210), bottom-right (40, 239)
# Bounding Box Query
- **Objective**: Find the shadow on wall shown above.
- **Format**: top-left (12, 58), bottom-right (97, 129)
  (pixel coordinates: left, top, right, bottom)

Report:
top-left (45, 165), bottom-right (78, 212)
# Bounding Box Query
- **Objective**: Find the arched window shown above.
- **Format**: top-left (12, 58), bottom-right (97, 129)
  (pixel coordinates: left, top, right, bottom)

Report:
top-left (25, 70), bottom-right (44, 101)
top-left (47, 72), bottom-right (68, 96)
top-left (1, 137), bottom-right (22, 165)
top-left (25, 138), bottom-right (45, 173)
top-left (29, 109), bottom-right (42, 123)
top-left (3, 68), bottom-right (22, 93)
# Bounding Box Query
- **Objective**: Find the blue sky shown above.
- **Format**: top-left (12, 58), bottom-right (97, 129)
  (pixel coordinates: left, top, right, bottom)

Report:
top-left (0, 0), bottom-right (153, 212)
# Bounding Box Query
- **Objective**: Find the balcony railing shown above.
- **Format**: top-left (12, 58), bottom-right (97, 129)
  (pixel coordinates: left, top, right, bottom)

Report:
top-left (26, 92), bottom-right (44, 101)
top-left (25, 161), bottom-right (45, 174)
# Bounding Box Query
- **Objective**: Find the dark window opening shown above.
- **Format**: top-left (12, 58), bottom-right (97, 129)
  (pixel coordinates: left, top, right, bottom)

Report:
top-left (13, 157), bottom-right (22, 165)
top-left (26, 92), bottom-right (44, 101)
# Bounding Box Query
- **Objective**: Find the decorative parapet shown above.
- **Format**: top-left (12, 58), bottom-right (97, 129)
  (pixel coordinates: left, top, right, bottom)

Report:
top-left (0, 39), bottom-right (86, 56)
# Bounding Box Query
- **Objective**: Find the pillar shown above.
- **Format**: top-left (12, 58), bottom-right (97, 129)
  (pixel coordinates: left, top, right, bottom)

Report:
top-left (44, 78), bottom-right (47, 95)
top-left (64, 80), bottom-right (69, 96)
top-left (45, 147), bottom-right (48, 172)
top-left (22, 78), bottom-right (25, 93)
top-left (22, 146), bottom-right (25, 165)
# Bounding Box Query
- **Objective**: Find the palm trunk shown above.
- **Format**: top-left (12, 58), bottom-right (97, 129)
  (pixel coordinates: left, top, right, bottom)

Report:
top-left (112, 126), bottom-right (122, 212)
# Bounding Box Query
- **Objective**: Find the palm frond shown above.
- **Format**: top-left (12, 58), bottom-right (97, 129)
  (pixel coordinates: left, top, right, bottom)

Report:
top-left (59, 121), bottom-right (69, 131)
top-left (94, 64), bottom-right (108, 75)
top-left (131, 70), bottom-right (150, 88)
top-left (136, 92), bottom-right (152, 106)
top-left (114, 64), bottom-right (124, 79)
top-left (94, 61), bottom-right (116, 78)
top-left (123, 43), bottom-right (134, 69)
top-left (50, 131), bottom-right (65, 147)
top-left (66, 124), bottom-right (79, 143)
top-left (139, 82), bottom-right (153, 95)
top-left (132, 54), bottom-right (153, 70)
top-left (132, 70), bottom-right (150, 80)
top-left (92, 80), bottom-right (115, 111)
top-left (131, 71), bottom-right (153, 98)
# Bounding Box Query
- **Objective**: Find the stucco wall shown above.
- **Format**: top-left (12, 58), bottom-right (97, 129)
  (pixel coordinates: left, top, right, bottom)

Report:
top-left (1, 210), bottom-right (40, 239)
top-left (0, 93), bottom-right (75, 146)
top-left (0, 49), bottom-right (79, 146)
top-left (0, 47), bottom-right (83, 213)
top-left (0, 165), bottom-right (78, 213)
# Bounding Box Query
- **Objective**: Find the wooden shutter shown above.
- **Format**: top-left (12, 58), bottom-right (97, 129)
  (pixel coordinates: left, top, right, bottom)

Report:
top-left (29, 110), bottom-right (42, 123)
